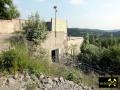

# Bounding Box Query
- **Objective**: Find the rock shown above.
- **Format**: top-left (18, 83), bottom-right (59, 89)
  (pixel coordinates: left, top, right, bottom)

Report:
top-left (88, 87), bottom-right (92, 90)
top-left (39, 74), bottom-right (44, 80)
top-left (42, 78), bottom-right (49, 84)
top-left (18, 75), bottom-right (24, 81)
top-left (13, 74), bottom-right (18, 79)
top-left (0, 73), bottom-right (93, 90)
top-left (44, 84), bottom-right (52, 89)
top-left (19, 87), bottom-right (26, 90)
top-left (31, 74), bottom-right (38, 81)
top-left (59, 77), bottom-right (64, 83)
top-left (25, 75), bottom-right (30, 80)
top-left (47, 78), bottom-right (53, 84)
top-left (0, 77), bottom-right (7, 86)
top-left (53, 77), bottom-right (59, 82)
top-left (7, 77), bottom-right (16, 85)
top-left (83, 86), bottom-right (88, 90)
top-left (67, 80), bottom-right (74, 85)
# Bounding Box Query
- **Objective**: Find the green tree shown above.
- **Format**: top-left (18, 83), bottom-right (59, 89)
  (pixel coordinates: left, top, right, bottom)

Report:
top-left (0, 0), bottom-right (20, 19)
top-left (23, 13), bottom-right (48, 45)
top-left (23, 13), bottom-right (48, 59)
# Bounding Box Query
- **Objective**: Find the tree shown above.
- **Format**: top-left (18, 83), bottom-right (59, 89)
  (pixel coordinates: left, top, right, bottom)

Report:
top-left (23, 13), bottom-right (48, 45)
top-left (23, 13), bottom-right (48, 58)
top-left (0, 0), bottom-right (20, 19)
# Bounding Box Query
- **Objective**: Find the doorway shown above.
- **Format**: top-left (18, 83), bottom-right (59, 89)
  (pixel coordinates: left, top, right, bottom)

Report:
top-left (51, 49), bottom-right (59, 62)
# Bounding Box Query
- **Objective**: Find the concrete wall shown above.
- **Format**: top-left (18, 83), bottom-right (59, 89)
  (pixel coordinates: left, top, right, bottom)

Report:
top-left (67, 37), bottom-right (84, 54)
top-left (41, 31), bottom-right (68, 61)
top-left (0, 19), bottom-right (25, 34)
top-left (51, 18), bottom-right (67, 34)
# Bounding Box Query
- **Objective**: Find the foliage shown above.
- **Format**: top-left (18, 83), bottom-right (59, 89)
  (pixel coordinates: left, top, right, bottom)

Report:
top-left (0, 0), bottom-right (20, 19)
top-left (68, 28), bottom-right (120, 37)
top-left (22, 13), bottom-right (48, 59)
top-left (0, 49), bottom-right (19, 73)
top-left (66, 72), bottom-right (74, 81)
top-left (78, 35), bottom-right (120, 75)
top-left (22, 13), bottom-right (48, 45)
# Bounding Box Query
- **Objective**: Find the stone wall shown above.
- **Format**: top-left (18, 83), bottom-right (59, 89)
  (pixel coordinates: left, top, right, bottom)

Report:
top-left (0, 19), bottom-right (25, 34)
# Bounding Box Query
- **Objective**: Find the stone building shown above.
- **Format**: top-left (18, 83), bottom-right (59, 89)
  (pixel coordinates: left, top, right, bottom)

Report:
top-left (0, 18), bottom-right (84, 62)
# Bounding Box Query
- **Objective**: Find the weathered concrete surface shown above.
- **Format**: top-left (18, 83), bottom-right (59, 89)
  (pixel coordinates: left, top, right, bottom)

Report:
top-left (0, 19), bottom-right (24, 34)
top-left (41, 31), bottom-right (67, 60)
top-left (67, 37), bottom-right (84, 54)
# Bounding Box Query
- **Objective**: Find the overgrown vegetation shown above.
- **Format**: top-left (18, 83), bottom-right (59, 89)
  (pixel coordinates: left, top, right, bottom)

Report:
top-left (22, 13), bottom-right (48, 59)
top-left (77, 33), bottom-right (120, 75)
top-left (0, 13), bottom-right (94, 87)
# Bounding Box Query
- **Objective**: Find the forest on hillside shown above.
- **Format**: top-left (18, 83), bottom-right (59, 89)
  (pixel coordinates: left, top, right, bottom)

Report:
top-left (68, 28), bottom-right (120, 37)
top-left (68, 28), bottom-right (120, 75)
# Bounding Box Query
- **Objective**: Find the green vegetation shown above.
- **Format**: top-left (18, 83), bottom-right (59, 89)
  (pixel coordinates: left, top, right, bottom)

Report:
top-left (68, 28), bottom-right (120, 75)
top-left (23, 12), bottom-right (48, 45)
top-left (77, 32), bottom-right (120, 75)
top-left (0, 0), bottom-right (20, 19)
top-left (68, 28), bottom-right (120, 37)
top-left (0, 13), bottom-right (95, 87)
top-left (0, 41), bottom-right (87, 85)
top-left (22, 13), bottom-right (48, 58)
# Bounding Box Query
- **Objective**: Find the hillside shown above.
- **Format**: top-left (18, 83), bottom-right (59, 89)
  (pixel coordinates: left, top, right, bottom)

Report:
top-left (67, 28), bottom-right (120, 37)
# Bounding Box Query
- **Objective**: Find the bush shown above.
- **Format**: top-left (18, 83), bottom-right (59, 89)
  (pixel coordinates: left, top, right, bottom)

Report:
top-left (66, 72), bottom-right (74, 81)
top-left (0, 50), bottom-right (19, 73)
top-left (23, 12), bottom-right (48, 45)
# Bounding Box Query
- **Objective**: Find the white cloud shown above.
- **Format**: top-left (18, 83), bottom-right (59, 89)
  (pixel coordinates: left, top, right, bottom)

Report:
top-left (70, 0), bottom-right (83, 5)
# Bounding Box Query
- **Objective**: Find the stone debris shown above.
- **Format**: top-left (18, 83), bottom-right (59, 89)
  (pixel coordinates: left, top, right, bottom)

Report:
top-left (0, 73), bottom-right (92, 90)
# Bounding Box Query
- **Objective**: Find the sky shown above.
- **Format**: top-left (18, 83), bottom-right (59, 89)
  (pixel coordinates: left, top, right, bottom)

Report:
top-left (13, 0), bottom-right (120, 30)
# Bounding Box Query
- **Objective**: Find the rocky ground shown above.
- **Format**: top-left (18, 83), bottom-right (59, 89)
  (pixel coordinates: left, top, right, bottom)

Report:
top-left (0, 73), bottom-right (94, 90)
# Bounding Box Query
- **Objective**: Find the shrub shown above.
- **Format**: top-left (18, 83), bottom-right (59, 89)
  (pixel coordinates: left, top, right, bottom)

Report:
top-left (0, 50), bottom-right (19, 73)
top-left (66, 72), bottom-right (74, 81)
top-left (22, 12), bottom-right (48, 45)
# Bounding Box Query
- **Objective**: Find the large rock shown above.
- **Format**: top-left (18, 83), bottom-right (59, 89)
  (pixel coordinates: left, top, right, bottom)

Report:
top-left (59, 77), bottom-right (64, 83)
top-left (7, 77), bottom-right (16, 85)
top-left (53, 77), bottom-right (59, 83)
top-left (39, 74), bottom-right (45, 80)
top-left (47, 78), bottom-right (53, 84)
top-left (18, 74), bottom-right (24, 81)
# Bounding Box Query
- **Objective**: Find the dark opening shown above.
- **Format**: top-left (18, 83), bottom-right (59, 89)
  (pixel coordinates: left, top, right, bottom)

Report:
top-left (51, 49), bottom-right (59, 62)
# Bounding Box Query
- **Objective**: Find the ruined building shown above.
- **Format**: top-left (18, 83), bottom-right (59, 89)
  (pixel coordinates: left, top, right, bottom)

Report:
top-left (0, 19), bottom-right (84, 62)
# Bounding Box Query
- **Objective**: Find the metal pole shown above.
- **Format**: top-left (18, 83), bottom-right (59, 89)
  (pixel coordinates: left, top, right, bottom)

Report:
top-left (54, 6), bottom-right (57, 38)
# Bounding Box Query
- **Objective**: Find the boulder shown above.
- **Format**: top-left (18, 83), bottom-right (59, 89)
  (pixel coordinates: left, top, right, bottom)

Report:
top-left (7, 77), bottom-right (16, 85)
top-left (53, 77), bottom-right (59, 83)
top-left (47, 78), bottom-right (53, 84)
top-left (13, 74), bottom-right (18, 80)
top-left (59, 77), bottom-right (64, 83)
top-left (39, 74), bottom-right (44, 80)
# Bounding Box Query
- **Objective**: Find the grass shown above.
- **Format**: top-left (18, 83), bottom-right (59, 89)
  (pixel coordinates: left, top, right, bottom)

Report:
top-left (0, 34), bottom-right (101, 88)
